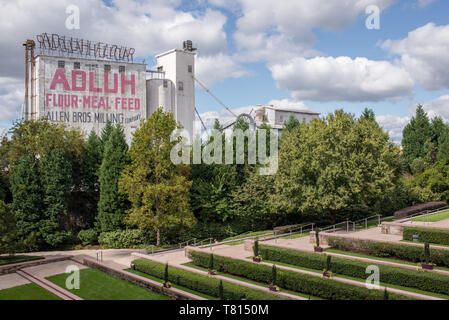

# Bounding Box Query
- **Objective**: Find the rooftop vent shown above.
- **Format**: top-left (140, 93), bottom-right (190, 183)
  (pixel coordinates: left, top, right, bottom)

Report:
top-left (183, 40), bottom-right (197, 52)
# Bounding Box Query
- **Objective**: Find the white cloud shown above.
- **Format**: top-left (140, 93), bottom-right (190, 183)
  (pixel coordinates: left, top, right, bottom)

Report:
top-left (0, 0), bottom-right (229, 78)
top-left (267, 99), bottom-right (309, 110)
top-left (382, 23), bottom-right (449, 91)
top-left (376, 114), bottom-right (410, 144)
top-left (233, 0), bottom-right (395, 63)
top-left (0, 77), bottom-right (24, 121)
top-left (270, 56), bottom-right (414, 102)
top-left (195, 53), bottom-right (247, 87)
top-left (417, 0), bottom-right (438, 7)
top-left (417, 94), bottom-right (449, 122)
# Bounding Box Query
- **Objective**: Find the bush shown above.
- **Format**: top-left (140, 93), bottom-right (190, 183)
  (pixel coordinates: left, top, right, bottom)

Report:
top-left (258, 244), bottom-right (449, 296)
top-left (188, 251), bottom-right (412, 300)
top-left (77, 229), bottom-right (98, 246)
top-left (394, 202), bottom-right (447, 219)
top-left (132, 258), bottom-right (283, 300)
top-left (98, 229), bottom-right (155, 248)
top-left (327, 236), bottom-right (449, 268)
top-left (404, 227), bottom-right (449, 246)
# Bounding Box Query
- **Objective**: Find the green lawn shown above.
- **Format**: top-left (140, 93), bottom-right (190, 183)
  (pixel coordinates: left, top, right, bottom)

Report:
top-left (412, 210), bottom-right (449, 222)
top-left (126, 269), bottom-right (217, 300)
top-left (0, 255), bottom-right (44, 266)
top-left (0, 283), bottom-right (61, 300)
top-left (47, 268), bottom-right (170, 300)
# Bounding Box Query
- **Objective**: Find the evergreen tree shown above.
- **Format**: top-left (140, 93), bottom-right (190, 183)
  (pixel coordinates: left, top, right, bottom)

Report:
top-left (120, 108), bottom-right (195, 246)
top-left (39, 149), bottom-right (72, 247)
top-left (0, 200), bottom-right (17, 254)
top-left (437, 126), bottom-right (449, 163)
top-left (10, 155), bottom-right (42, 251)
top-left (218, 280), bottom-right (224, 300)
top-left (360, 108), bottom-right (376, 122)
top-left (97, 124), bottom-right (130, 232)
top-left (401, 105), bottom-right (433, 171)
top-left (78, 130), bottom-right (102, 228)
top-left (99, 120), bottom-right (114, 156)
top-left (283, 114), bottom-right (301, 132)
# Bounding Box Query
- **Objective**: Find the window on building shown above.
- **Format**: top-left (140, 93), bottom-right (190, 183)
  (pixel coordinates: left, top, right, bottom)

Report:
top-left (104, 64), bottom-right (111, 73)
top-left (163, 79), bottom-right (168, 88)
top-left (280, 115), bottom-right (284, 122)
top-left (58, 60), bottom-right (65, 69)
top-left (157, 66), bottom-right (163, 72)
top-left (188, 65), bottom-right (193, 73)
top-left (119, 66), bottom-right (125, 73)
top-left (178, 81), bottom-right (184, 91)
top-left (74, 62), bottom-right (80, 69)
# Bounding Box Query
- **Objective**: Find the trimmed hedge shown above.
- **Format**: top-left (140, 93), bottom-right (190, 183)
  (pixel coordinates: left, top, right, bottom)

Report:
top-left (394, 202), bottom-right (447, 219)
top-left (98, 229), bottom-right (155, 248)
top-left (188, 251), bottom-right (412, 300)
top-left (327, 236), bottom-right (449, 268)
top-left (132, 258), bottom-right (284, 300)
top-left (404, 227), bottom-right (449, 246)
top-left (258, 244), bottom-right (449, 296)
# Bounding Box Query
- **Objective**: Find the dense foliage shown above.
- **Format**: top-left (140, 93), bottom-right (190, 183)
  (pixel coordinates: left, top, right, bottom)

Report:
top-left (403, 227), bottom-right (449, 246)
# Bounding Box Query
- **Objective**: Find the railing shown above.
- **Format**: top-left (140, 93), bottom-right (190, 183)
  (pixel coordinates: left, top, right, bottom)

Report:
top-left (275, 223), bottom-right (315, 240)
top-left (148, 237), bottom-right (213, 256)
top-left (227, 231), bottom-right (254, 242)
top-left (399, 206), bottom-right (449, 223)
top-left (320, 220), bottom-right (356, 233)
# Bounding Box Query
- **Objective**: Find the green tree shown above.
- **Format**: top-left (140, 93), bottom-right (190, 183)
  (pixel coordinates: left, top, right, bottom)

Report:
top-left (97, 124), bottom-right (130, 232)
top-left (274, 110), bottom-right (401, 223)
top-left (77, 130), bottom-right (102, 228)
top-left (120, 108), bottom-right (195, 246)
top-left (39, 149), bottom-right (73, 247)
top-left (0, 200), bottom-right (17, 254)
top-left (10, 155), bottom-right (42, 251)
top-left (401, 105), bottom-right (433, 171)
top-left (437, 125), bottom-right (449, 163)
top-left (283, 114), bottom-right (301, 132)
top-left (99, 120), bottom-right (114, 156)
top-left (360, 108), bottom-right (376, 122)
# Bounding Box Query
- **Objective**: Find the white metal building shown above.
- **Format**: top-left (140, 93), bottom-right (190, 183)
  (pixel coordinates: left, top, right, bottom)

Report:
top-left (254, 104), bottom-right (320, 134)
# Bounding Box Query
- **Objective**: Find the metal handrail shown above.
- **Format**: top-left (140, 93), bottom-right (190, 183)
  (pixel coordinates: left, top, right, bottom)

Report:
top-left (227, 231), bottom-right (254, 241)
top-left (397, 206), bottom-right (449, 222)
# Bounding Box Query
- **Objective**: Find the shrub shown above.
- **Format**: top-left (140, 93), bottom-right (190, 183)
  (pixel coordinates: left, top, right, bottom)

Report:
top-left (132, 258), bottom-right (284, 300)
top-left (258, 244), bottom-right (449, 296)
top-left (77, 229), bottom-right (98, 245)
top-left (98, 229), bottom-right (155, 248)
top-left (188, 251), bottom-right (411, 300)
top-left (404, 227), bottom-right (449, 246)
top-left (254, 239), bottom-right (259, 257)
top-left (394, 202), bottom-right (447, 219)
top-left (327, 236), bottom-right (449, 268)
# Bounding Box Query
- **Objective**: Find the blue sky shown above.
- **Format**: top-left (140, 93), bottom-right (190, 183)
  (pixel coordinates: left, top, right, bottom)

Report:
top-left (0, 0), bottom-right (448, 143)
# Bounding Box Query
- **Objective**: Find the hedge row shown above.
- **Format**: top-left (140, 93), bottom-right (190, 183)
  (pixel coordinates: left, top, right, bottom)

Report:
top-left (132, 258), bottom-right (284, 300)
top-left (403, 227), bottom-right (449, 246)
top-left (258, 244), bottom-right (449, 296)
top-left (188, 251), bottom-right (412, 300)
top-left (327, 236), bottom-right (449, 268)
